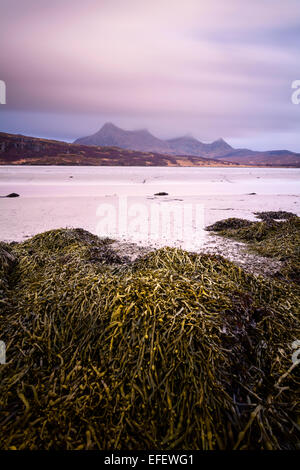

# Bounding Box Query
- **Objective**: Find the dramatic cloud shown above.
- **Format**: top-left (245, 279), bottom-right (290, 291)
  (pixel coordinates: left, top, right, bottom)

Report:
top-left (0, 0), bottom-right (299, 150)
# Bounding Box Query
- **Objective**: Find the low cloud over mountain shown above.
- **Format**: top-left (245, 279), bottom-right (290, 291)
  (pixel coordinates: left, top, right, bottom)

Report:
top-left (74, 123), bottom-right (300, 166)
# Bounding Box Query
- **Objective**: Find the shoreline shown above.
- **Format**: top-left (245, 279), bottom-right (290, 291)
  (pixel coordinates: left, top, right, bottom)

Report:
top-left (110, 233), bottom-right (283, 278)
top-left (1, 222), bottom-right (285, 279)
top-left (1, 166), bottom-right (299, 277)
top-left (1, 222), bottom-right (299, 450)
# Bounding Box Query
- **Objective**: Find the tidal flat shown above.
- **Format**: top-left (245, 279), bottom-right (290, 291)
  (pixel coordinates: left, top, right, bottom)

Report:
top-left (0, 167), bottom-right (299, 450)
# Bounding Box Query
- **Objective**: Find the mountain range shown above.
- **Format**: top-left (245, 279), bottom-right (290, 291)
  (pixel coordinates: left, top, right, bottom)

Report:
top-left (74, 123), bottom-right (235, 157)
top-left (0, 126), bottom-right (299, 167)
top-left (74, 122), bottom-right (300, 166)
top-left (0, 132), bottom-right (238, 167)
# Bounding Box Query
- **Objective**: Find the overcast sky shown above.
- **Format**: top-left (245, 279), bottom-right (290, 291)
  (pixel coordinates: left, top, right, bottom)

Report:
top-left (0, 0), bottom-right (299, 151)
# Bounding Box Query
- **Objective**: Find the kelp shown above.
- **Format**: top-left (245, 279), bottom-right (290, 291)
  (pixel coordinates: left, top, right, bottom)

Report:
top-left (254, 211), bottom-right (297, 221)
top-left (0, 242), bottom-right (16, 314)
top-left (206, 214), bottom-right (300, 284)
top-left (0, 228), bottom-right (299, 450)
top-left (206, 218), bottom-right (254, 232)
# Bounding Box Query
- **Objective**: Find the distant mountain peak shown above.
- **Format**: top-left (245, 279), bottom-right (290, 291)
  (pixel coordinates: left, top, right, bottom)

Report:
top-left (98, 123), bottom-right (152, 137)
top-left (135, 128), bottom-right (152, 135)
top-left (74, 123), bottom-right (235, 157)
top-left (181, 133), bottom-right (197, 139)
top-left (210, 138), bottom-right (232, 150)
top-left (75, 122), bottom-right (168, 152)
top-left (73, 124), bottom-right (300, 165)
top-left (168, 135), bottom-right (198, 142)
top-left (98, 122), bottom-right (121, 132)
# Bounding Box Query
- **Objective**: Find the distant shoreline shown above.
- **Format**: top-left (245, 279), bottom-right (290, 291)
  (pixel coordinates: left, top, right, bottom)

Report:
top-left (1, 131), bottom-right (300, 167)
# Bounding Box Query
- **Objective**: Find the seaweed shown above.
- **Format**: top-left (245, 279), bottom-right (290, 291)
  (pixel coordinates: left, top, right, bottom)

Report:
top-left (0, 229), bottom-right (299, 450)
top-left (254, 211), bottom-right (297, 221)
top-left (206, 214), bottom-right (300, 284)
top-left (206, 218), bottom-right (254, 232)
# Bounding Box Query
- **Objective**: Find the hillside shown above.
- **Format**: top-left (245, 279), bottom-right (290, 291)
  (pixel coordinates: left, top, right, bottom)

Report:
top-left (75, 123), bottom-right (300, 166)
top-left (0, 132), bottom-right (238, 167)
top-left (167, 136), bottom-right (234, 158)
top-left (74, 122), bottom-right (234, 157)
top-left (1, 130), bottom-right (299, 167)
top-left (75, 122), bottom-right (171, 154)
top-left (213, 149), bottom-right (300, 166)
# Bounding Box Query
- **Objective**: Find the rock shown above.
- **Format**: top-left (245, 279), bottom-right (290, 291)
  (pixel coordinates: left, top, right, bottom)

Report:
top-left (154, 192), bottom-right (168, 196)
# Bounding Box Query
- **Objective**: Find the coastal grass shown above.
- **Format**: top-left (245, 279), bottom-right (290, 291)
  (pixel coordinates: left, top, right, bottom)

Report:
top-left (0, 228), bottom-right (299, 450)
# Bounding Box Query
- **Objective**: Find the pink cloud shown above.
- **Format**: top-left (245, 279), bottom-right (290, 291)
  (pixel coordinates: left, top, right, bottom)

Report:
top-left (0, 0), bottom-right (299, 148)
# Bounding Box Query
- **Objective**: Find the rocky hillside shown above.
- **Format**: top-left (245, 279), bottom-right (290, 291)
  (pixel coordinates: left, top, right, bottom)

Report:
top-left (0, 132), bottom-right (238, 167)
top-left (1, 130), bottom-right (299, 166)
top-left (74, 122), bottom-right (234, 157)
top-left (75, 122), bottom-right (171, 154)
top-left (213, 149), bottom-right (300, 166)
top-left (167, 136), bottom-right (234, 158)
top-left (75, 123), bottom-right (300, 166)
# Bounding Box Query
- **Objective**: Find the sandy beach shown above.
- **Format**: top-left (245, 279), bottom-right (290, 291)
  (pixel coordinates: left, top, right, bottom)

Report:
top-left (1, 166), bottom-right (299, 275)
top-left (1, 166), bottom-right (299, 237)
top-left (2, 0), bottom-right (300, 451)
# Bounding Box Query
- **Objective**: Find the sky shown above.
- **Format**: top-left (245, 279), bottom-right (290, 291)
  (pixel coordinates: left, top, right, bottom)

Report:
top-left (0, 0), bottom-right (299, 151)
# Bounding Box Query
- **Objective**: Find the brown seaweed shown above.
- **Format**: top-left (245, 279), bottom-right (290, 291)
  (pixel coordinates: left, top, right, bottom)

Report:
top-left (0, 228), bottom-right (299, 450)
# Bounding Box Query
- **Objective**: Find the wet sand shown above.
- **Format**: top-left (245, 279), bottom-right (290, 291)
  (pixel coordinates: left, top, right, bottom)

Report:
top-left (0, 166), bottom-right (299, 275)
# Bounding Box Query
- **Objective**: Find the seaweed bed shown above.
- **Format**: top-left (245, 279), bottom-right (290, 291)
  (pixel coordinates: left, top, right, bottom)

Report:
top-left (206, 212), bottom-right (300, 284)
top-left (0, 226), bottom-right (299, 450)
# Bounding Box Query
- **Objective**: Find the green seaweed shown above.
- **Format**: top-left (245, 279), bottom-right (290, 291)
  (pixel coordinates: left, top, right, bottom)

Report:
top-left (206, 218), bottom-right (254, 232)
top-left (206, 215), bottom-right (300, 284)
top-left (254, 211), bottom-right (297, 221)
top-left (0, 228), bottom-right (299, 450)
